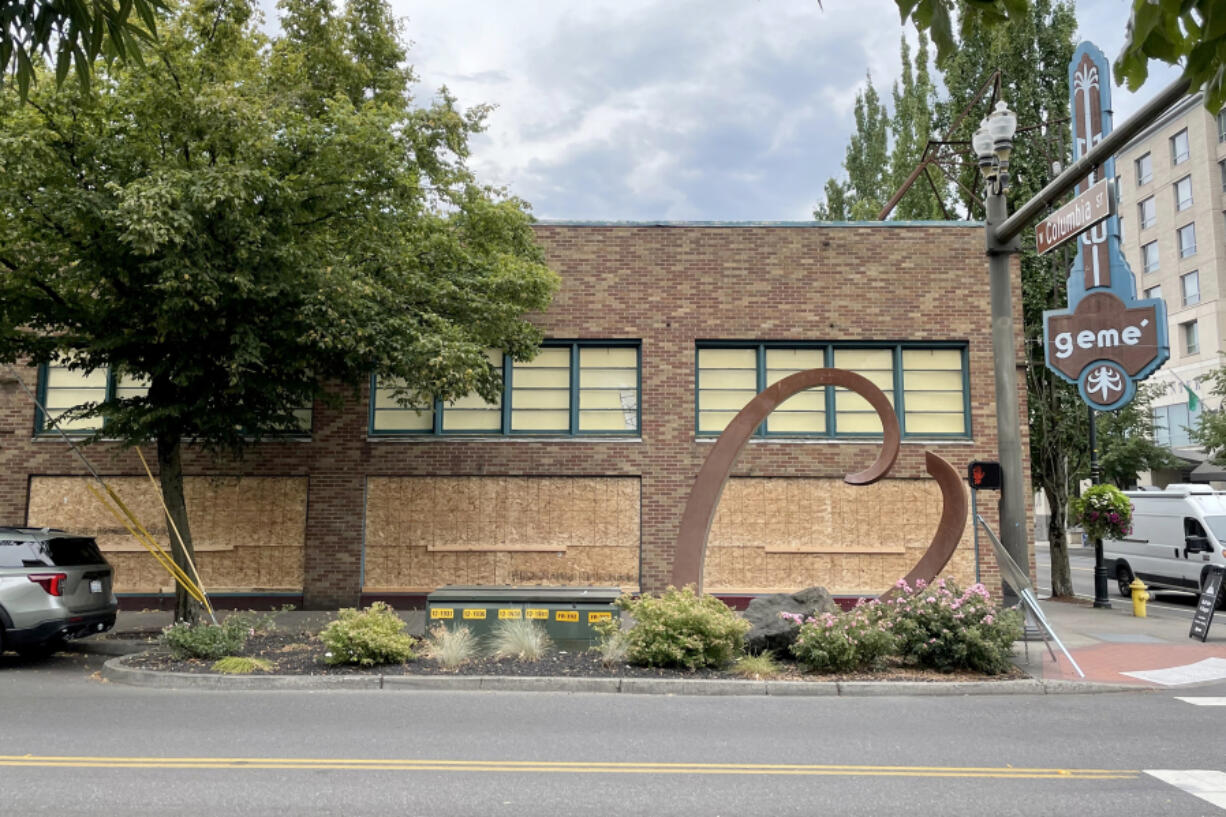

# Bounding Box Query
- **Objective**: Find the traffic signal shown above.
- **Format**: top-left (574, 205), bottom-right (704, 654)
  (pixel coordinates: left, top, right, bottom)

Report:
top-left (968, 461), bottom-right (1002, 490)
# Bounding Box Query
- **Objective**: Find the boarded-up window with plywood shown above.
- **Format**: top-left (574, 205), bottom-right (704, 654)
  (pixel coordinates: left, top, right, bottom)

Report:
top-left (697, 348), bottom-right (758, 433)
top-left (902, 348), bottom-right (967, 435)
top-left (578, 346), bottom-right (639, 432)
top-left (832, 348), bottom-right (894, 434)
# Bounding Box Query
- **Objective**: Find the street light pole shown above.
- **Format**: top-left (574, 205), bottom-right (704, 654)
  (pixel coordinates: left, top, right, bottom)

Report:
top-left (976, 104), bottom-right (1026, 602)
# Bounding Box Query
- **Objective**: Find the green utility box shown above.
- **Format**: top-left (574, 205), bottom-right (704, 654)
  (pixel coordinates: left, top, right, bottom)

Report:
top-left (425, 586), bottom-right (622, 649)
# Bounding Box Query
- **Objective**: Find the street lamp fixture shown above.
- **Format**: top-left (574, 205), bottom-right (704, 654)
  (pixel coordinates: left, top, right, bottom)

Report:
top-left (974, 101), bottom-right (1018, 195)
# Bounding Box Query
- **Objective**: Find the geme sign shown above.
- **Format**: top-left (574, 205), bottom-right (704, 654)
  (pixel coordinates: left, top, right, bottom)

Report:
top-left (1036, 179), bottom-right (1113, 256)
top-left (1044, 292), bottom-right (1162, 382)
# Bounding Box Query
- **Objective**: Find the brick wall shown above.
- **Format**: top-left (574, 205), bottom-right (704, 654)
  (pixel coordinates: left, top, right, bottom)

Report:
top-left (0, 223), bottom-right (1030, 606)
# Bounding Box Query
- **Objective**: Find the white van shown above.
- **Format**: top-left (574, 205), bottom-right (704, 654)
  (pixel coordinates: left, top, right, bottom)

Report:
top-left (1103, 484), bottom-right (1226, 606)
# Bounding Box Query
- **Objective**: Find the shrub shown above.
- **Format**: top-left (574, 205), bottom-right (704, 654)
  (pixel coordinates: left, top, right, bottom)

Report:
top-left (489, 618), bottom-right (552, 661)
top-left (617, 586), bottom-right (750, 670)
top-left (591, 617), bottom-right (629, 667)
top-left (423, 624), bottom-right (480, 669)
top-left (319, 602), bottom-right (416, 666)
top-left (789, 601), bottom-right (895, 673)
top-left (161, 617), bottom-right (251, 660)
top-left (1071, 484), bottom-right (1133, 540)
top-left (212, 656), bottom-right (274, 674)
top-left (886, 579), bottom-right (1021, 675)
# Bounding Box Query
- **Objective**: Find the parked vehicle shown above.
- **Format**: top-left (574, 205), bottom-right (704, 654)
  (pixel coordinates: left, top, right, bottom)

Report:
top-left (0, 527), bottom-right (117, 657)
top-left (1103, 484), bottom-right (1226, 609)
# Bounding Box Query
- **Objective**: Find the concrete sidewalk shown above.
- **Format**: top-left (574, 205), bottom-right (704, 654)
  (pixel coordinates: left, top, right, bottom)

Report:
top-left (1015, 594), bottom-right (1226, 688)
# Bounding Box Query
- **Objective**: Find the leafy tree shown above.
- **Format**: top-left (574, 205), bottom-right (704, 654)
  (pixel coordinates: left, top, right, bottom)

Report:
top-left (887, 33), bottom-right (946, 220)
top-left (2, 0), bottom-right (163, 99)
top-left (0, 0), bottom-right (558, 621)
top-left (1097, 383), bottom-right (1181, 488)
top-left (813, 73), bottom-right (890, 220)
top-left (891, 0), bottom-right (1226, 111)
top-left (1191, 366), bottom-right (1226, 464)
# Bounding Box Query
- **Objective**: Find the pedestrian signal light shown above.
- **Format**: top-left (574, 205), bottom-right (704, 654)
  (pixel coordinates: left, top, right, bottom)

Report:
top-left (968, 461), bottom-right (1002, 490)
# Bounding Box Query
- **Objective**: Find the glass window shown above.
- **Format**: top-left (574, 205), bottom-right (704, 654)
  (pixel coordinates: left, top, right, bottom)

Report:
top-left (372, 343), bottom-right (640, 436)
top-left (1145, 285), bottom-right (1162, 301)
top-left (36, 363), bottom-right (155, 434)
top-left (1178, 223), bottom-right (1197, 258)
top-left (1181, 271), bottom-right (1200, 306)
top-left (1218, 109), bottom-right (1226, 143)
top-left (1153, 402), bottom-right (1201, 448)
top-left (1170, 129), bottom-right (1189, 165)
top-left (696, 343), bottom-right (968, 438)
top-left (1174, 176), bottom-right (1193, 212)
top-left (1219, 160), bottom-right (1226, 193)
top-left (1135, 153), bottom-right (1152, 185)
top-left (1142, 241), bottom-right (1159, 273)
top-left (1183, 320), bottom-right (1199, 356)
top-left (1138, 197), bottom-right (1156, 229)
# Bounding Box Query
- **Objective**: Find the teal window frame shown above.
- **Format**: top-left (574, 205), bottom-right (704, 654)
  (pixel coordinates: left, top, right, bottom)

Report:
top-left (34, 363), bottom-right (313, 437)
top-left (694, 341), bottom-right (971, 440)
top-left (369, 340), bottom-right (642, 437)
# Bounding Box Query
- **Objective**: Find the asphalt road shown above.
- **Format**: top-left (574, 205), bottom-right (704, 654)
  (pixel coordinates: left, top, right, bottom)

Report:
top-left (1035, 542), bottom-right (1205, 616)
top-left (2, 647), bottom-right (1225, 816)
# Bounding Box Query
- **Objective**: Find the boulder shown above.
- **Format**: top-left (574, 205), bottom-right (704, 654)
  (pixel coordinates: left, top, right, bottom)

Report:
top-left (742, 586), bottom-right (837, 655)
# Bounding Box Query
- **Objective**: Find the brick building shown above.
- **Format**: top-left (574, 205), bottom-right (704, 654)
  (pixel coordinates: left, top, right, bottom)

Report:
top-left (0, 221), bottom-right (1028, 608)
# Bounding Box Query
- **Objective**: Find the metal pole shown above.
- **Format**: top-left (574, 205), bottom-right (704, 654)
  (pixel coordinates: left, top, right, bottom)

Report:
top-left (986, 188), bottom-right (1025, 606)
top-left (1089, 406), bottom-right (1111, 608)
top-left (971, 486), bottom-right (981, 582)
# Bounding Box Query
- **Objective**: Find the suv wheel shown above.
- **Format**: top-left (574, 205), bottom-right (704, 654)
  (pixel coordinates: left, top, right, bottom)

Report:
top-left (15, 637), bottom-right (63, 660)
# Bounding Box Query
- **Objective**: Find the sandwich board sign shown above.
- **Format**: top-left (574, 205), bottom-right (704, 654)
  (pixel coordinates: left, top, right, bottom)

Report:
top-left (1041, 42), bottom-right (1168, 411)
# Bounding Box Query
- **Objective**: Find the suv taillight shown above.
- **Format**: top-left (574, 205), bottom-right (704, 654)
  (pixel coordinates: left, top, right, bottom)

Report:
top-left (28, 573), bottom-right (67, 596)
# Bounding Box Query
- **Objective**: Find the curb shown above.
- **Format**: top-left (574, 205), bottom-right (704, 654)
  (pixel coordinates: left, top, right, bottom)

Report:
top-left (100, 655), bottom-right (1149, 696)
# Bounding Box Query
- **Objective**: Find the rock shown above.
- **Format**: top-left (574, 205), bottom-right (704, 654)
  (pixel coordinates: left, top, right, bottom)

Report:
top-left (743, 587), bottom-right (837, 655)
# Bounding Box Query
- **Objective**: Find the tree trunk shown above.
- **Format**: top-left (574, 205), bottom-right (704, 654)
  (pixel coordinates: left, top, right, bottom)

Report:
top-left (1045, 484), bottom-right (1075, 598)
top-left (156, 432), bottom-right (199, 623)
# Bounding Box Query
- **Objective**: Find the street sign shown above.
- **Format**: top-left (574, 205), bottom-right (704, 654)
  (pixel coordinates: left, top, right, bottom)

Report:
top-left (1190, 566), bottom-right (1224, 642)
top-left (1041, 42), bottom-right (1168, 412)
top-left (1035, 179), bottom-right (1113, 255)
top-left (968, 461), bottom-right (1002, 490)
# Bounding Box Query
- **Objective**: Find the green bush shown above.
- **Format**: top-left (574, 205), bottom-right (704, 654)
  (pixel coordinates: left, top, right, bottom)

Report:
top-left (617, 586), bottom-right (749, 670)
top-left (212, 656), bottom-right (274, 674)
top-left (319, 601), bottom-right (416, 666)
top-left (160, 617), bottom-right (251, 660)
top-left (789, 602), bottom-right (895, 673)
top-left (886, 579), bottom-right (1021, 675)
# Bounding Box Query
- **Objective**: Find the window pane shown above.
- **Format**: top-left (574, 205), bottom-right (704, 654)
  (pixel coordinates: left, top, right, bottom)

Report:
top-left (511, 349), bottom-right (570, 432)
top-left (1171, 129), bottom-right (1189, 164)
top-left (764, 347), bottom-right (824, 434)
top-left (1181, 271), bottom-right (1200, 306)
top-left (371, 378), bottom-right (433, 431)
top-left (902, 348), bottom-right (966, 435)
top-left (1142, 242), bottom-right (1159, 273)
top-left (42, 365), bottom-right (108, 431)
top-left (1178, 223), bottom-right (1196, 258)
top-left (1139, 197), bottom-right (1155, 228)
top-left (1184, 321), bottom-right (1199, 355)
top-left (1136, 153), bottom-right (1152, 185)
top-left (697, 348), bottom-right (757, 433)
top-left (833, 348), bottom-right (893, 434)
top-left (1145, 285), bottom-right (1161, 300)
top-left (578, 346), bottom-right (637, 432)
top-left (1175, 176), bottom-right (1193, 211)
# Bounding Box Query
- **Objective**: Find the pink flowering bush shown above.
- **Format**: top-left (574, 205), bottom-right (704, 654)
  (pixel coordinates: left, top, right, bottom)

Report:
top-left (886, 579), bottom-right (1021, 675)
top-left (788, 600), bottom-right (895, 673)
top-left (1071, 484), bottom-right (1133, 541)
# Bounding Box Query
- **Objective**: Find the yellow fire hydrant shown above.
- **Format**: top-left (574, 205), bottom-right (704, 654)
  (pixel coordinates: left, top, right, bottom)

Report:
top-left (1130, 578), bottom-right (1150, 618)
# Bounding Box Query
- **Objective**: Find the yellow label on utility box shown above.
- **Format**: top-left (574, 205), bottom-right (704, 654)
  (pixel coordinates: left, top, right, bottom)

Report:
top-left (526, 608), bottom-right (548, 620)
top-left (588, 612), bottom-right (613, 623)
top-left (462, 608), bottom-right (487, 620)
top-left (498, 608), bottom-right (522, 620)
top-left (555, 610), bottom-right (579, 622)
top-left (430, 608), bottom-right (454, 619)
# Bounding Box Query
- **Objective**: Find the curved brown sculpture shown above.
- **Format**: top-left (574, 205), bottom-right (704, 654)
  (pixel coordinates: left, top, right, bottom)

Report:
top-left (671, 367), bottom-right (966, 597)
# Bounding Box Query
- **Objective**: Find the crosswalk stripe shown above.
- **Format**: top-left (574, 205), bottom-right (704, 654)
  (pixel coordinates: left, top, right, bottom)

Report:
top-left (1146, 770), bottom-right (1226, 811)
top-left (1174, 697), bottom-right (1226, 706)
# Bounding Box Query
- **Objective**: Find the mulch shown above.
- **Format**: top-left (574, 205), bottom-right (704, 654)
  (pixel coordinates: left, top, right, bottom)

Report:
top-left (120, 630), bottom-right (1026, 682)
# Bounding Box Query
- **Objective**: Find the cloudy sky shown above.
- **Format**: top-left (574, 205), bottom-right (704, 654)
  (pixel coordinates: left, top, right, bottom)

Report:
top-left (383, 0), bottom-right (1180, 222)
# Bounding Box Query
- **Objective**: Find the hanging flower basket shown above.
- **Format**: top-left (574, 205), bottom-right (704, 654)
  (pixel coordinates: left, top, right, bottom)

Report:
top-left (1071, 484), bottom-right (1133, 541)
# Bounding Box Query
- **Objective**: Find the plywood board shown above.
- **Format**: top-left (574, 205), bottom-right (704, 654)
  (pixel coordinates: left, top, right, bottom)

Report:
top-left (364, 477), bottom-right (641, 591)
top-left (704, 477), bottom-right (974, 595)
top-left (28, 476), bottom-right (307, 593)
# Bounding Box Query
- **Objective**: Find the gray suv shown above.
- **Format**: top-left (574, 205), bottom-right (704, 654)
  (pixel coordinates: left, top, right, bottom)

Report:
top-left (0, 527), bottom-right (117, 657)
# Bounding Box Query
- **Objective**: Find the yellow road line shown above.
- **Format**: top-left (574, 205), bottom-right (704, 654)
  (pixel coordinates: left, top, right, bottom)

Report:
top-left (0, 755), bottom-right (1138, 779)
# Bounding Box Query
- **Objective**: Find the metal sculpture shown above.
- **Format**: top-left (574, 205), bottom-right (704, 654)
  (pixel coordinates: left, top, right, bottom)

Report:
top-left (671, 368), bottom-right (967, 597)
